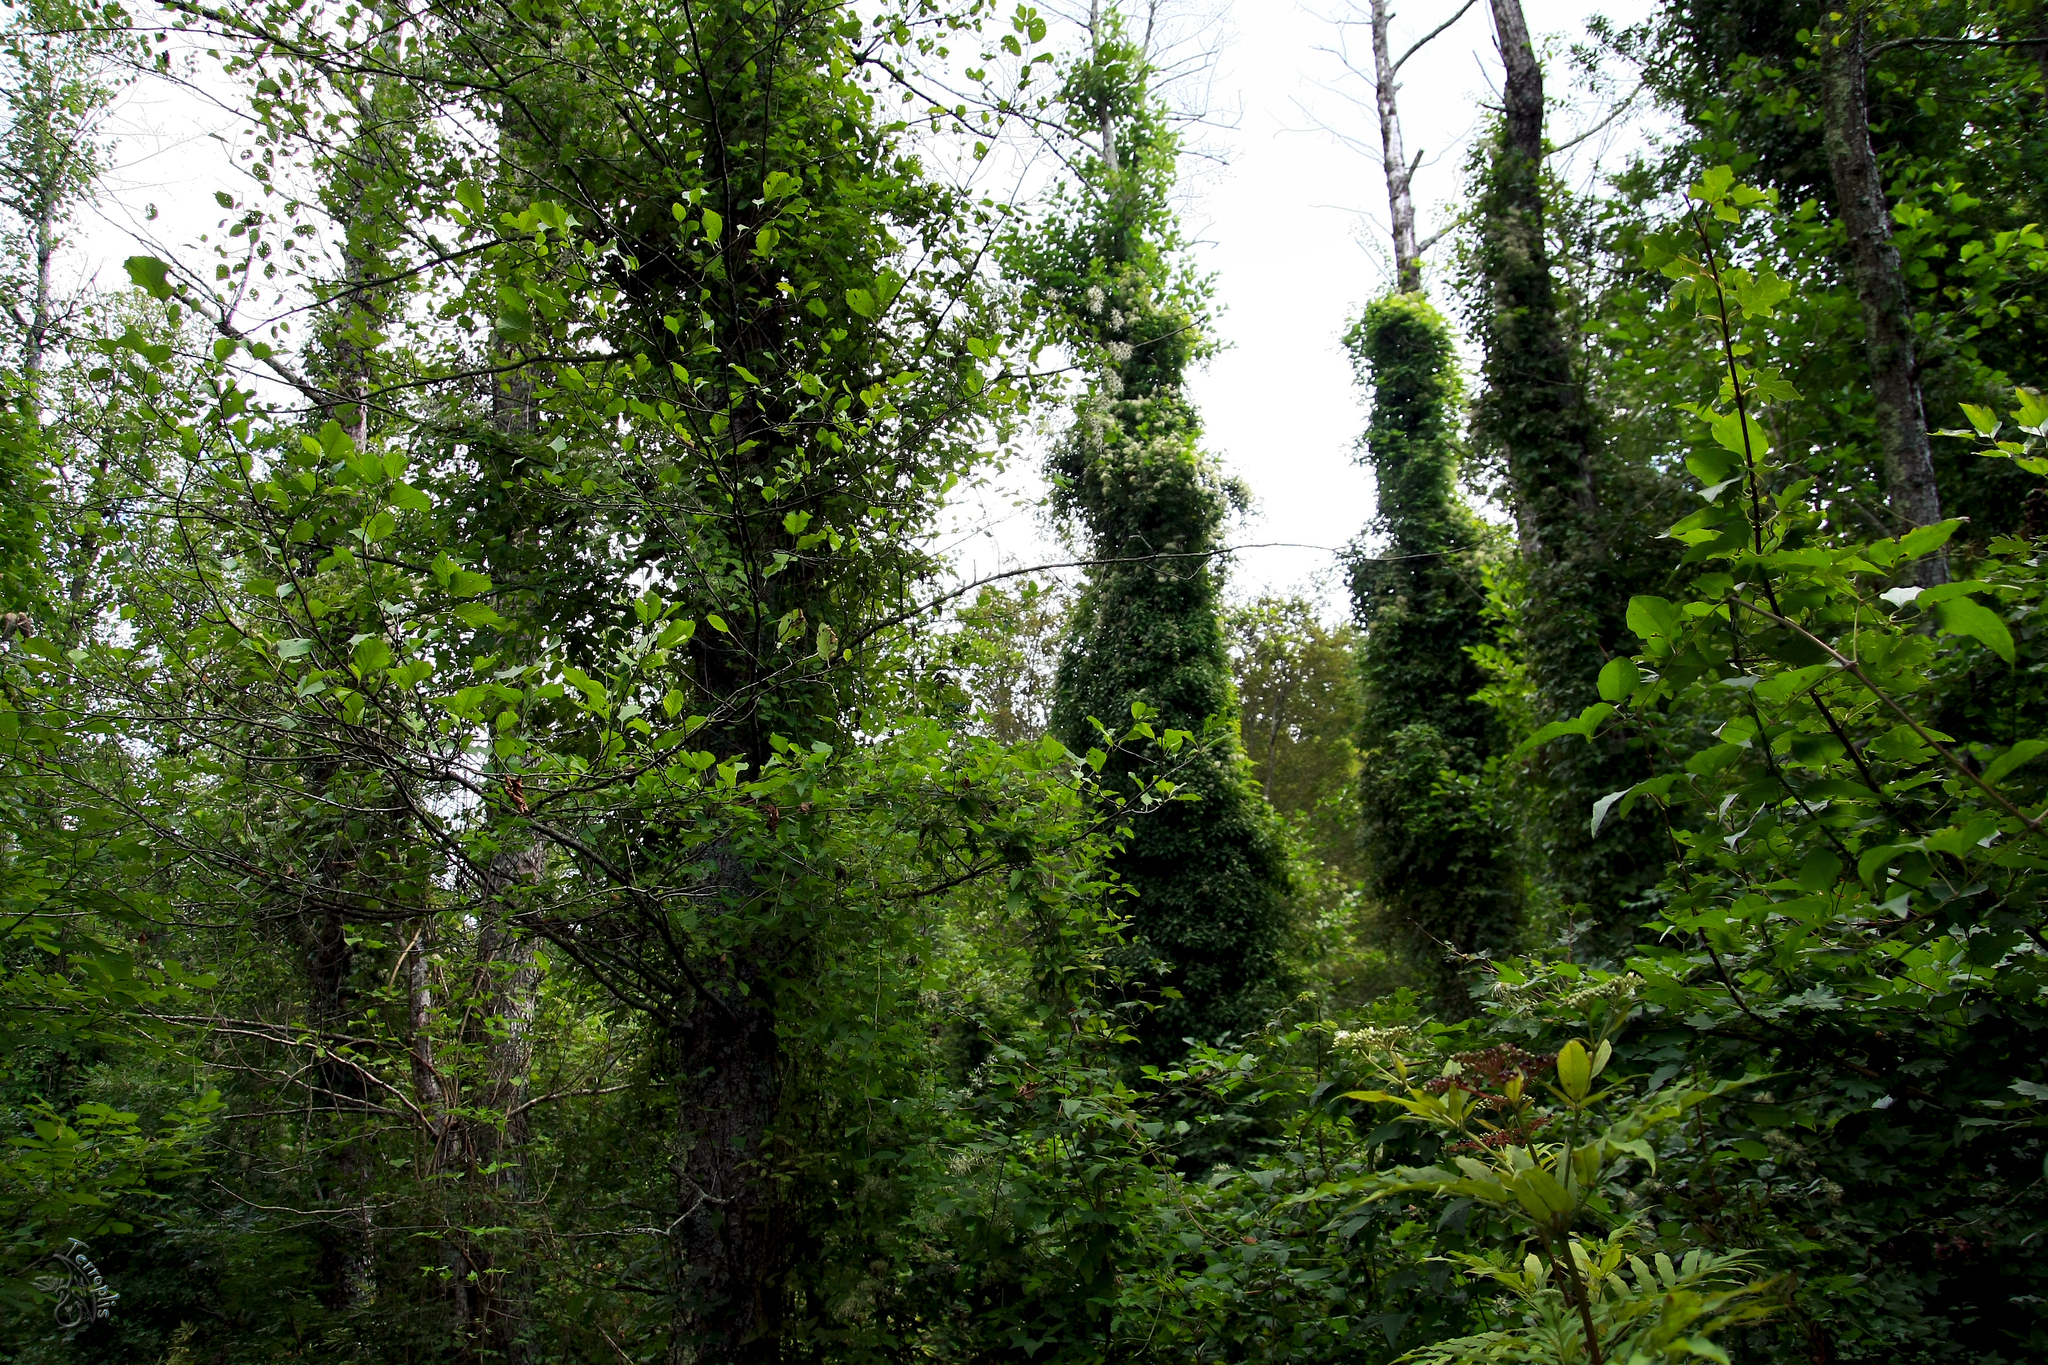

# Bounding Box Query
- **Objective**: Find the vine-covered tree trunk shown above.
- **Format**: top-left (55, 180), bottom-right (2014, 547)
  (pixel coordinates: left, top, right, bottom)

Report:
top-left (1348, 295), bottom-right (1516, 1009)
top-left (1036, 8), bottom-right (1291, 1063)
top-left (1818, 4), bottom-right (1947, 585)
top-left (1475, 0), bottom-right (1663, 945)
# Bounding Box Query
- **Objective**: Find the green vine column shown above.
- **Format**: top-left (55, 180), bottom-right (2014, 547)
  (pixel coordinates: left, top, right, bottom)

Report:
top-left (1348, 294), bottom-right (1518, 1009)
top-left (1026, 9), bottom-right (1290, 1063)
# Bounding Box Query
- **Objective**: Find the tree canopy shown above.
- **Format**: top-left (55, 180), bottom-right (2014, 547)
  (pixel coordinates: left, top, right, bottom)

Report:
top-left (3, 2), bottom-right (2047, 1363)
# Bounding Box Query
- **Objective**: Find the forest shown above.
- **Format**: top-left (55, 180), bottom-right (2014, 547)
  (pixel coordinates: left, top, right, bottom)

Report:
top-left (1, 0), bottom-right (2045, 1359)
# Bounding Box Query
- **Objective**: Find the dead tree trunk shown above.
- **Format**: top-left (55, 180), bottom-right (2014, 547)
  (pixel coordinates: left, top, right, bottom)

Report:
top-left (1818, 5), bottom-right (1947, 585)
top-left (1369, 0), bottom-right (1421, 291)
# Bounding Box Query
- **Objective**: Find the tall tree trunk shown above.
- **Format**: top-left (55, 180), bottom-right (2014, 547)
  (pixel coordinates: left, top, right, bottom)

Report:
top-left (1349, 295), bottom-right (1517, 1011)
top-left (405, 927), bottom-right (475, 1346)
top-left (669, 965), bottom-right (783, 1365)
top-left (1476, 0), bottom-right (1662, 947)
top-left (1369, 0), bottom-right (1421, 292)
top-left (462, 842), bottom-right (545, 1365)
top-left (303, 889), bottom-right (378, 1314)
top-left (26, 185), bottom-right (52, 377)
top-left (1818, 6), bottom-right (1946, 586)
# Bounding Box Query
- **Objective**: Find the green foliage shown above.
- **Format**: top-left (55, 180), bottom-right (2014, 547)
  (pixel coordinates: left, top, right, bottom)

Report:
top-left (1505, 169), bottom-right (2048, 1362)
top-left (0, 375), bottom-right (44, 613)
top-left (1349, 294), bottom-right (1519, 1006)
top-left (5, 0), bottom-right (2048, 1360)
top-left (1463, 114), bottom-right (1677, 951)
top-left (1026, 8), bottom-right (1292, 1064)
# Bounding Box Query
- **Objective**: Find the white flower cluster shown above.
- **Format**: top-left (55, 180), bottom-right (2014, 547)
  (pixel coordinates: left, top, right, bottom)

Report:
top-left (1332, 1025), bottom-right (1416, 1055)
top-left (1490, 971), bottom-right (1641, 1016)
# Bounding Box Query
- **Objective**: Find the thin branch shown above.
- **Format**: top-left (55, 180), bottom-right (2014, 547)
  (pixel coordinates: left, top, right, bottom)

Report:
top-left (1723, 594), bottom-right (2043, 832)
top-left (1867, 33), bottom-right (2048, 58)
top-left (1546, 81), bottom-right (1644, 158)
top-left (1394, 0), bottom-right (1480, 72)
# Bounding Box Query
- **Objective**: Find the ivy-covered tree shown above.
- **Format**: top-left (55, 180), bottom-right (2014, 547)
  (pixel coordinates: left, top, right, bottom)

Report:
top-left (1347, 295), bottom-right (1517, 1007)
top-left (1021, 7), bottom-right (1291, 1063)
top-left (1468, 0), bottom-right (1671, 947)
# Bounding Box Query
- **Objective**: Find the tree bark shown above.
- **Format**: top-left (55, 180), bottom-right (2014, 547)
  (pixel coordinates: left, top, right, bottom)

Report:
top-left (302, 892), bottom-right (378, 1314)
top-left (405, 929), bottom-right (474, 1344)
top-left (1818, 5), bottom-right (1947, 586)
top-left (1476, 0), bottom-right (1662, 947)
top-left (669, 973), bottom-right (783, 1365)
top-left (1369, 0), bottom-right (1421, 292)
top-left (1491, 0), bottom-right (1543, 168)
top-left (461, 842), bottom-right (545, 1365)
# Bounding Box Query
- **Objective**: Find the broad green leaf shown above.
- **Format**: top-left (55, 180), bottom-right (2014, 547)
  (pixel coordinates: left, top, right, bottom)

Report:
top-left (1626, 595), bottom-right (1682, 647)
top-left (1796, 848), bottom-right (1843, 891)
top-left (1983, 739), bottom-right (2048, 786)
top-left (124, 255), bottom-right (174, 299)
top-left (1597, 656), bottom-right (1641, 702)
top-left (1959, 402), bottom-right (2001, 437)
top-left (1590, 790), bottom-right (1628, 837)
top-left (352, 637), bottom-right (393, 674)
top-left (1710, 410), bottom-right (1770, 459)
top-left (1733, 268), bottom-right (1792, 318)
top-left (1934, 596), bottom-right (2015, 663)
top-left (1557, 1040), bottom-right (1592, 1103)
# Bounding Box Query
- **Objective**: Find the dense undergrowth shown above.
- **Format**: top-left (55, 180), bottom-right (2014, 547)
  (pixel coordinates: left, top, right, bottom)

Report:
top-left (2, 0), bottom-right (2046, 1362)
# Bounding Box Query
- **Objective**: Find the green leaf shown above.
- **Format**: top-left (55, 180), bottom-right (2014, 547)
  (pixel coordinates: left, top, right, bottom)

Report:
top-left (1626, 595), bottom-right (1683, 648)
top-left (352, 637), bottom-right (393, 674)
top-left (123, 255), bottom-right (174, 300)
top-left (452, 602), bottom-right (507, 630)
top-left (845, 288), bottom-right (876, 318)
top-left (707, 614), bottom-right (730, 634)
top-left (1689, 164), bottom-right (1736, 204)
top-left (1557, 1040), bottom-right (1592, 1103)
top-left (1733, 268), bottom-right (1792, 319)
top-left (700, 208), bottom-right (723, 241)
top-left (1796, 848), bottom-right (1844, 891)
top-left (1590, 790), bottom-right (1628, 837)
top-left (1857, 843), bottom-right (1904, 887)
top-left (1983, 739), bottom-right (2048, 786)
top-left (1933, 596), bottom-right (2015, 663)
top-left (1960, 402), bottom-right (2001, 437)
top-left (1511, 704), bottom-right (1616, 761)
top-left (2016, 387), bottom-right (2048, 434)
top-left (1597, 656), bottom-right (1642, 702)
top-left (1709, 410), bottom-right (1770, 459)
